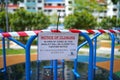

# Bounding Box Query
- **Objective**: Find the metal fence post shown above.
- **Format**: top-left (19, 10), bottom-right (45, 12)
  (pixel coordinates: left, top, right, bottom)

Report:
top-left (73, 33), bottom-right (101, 79)
top-left (53, 60), bottom-right (58, 80)
top-left (73, 32), bottom-right (94, 80)
top-left (2, 37), bottom-right (7, 72)
top-left (109, 33), bottom-right (115, 80)
top-left (25, 35), bottom-right (37, 80)
top-left (93, 34), bottom-right (98, 78)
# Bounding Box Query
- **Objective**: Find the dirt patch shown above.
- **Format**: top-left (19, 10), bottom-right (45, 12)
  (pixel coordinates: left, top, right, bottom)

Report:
top-left (0, 44), bottom-right (1, 48)
top-left (0, 54), bottom-right (37, 68)
top-left (97, 59), bottom-right (120, 72)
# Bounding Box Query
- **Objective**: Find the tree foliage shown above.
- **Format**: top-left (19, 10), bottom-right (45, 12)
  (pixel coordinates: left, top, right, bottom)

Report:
top-left (0, 11), bottom-right (6, 31)
top-left (74, 0), bottom-right (107, 13)
top-left (33, 12), bottom-right (50, 30)
top-left (10, 9), bottom-right (29, 31)
top-left (0, 9), bottom-right (50, 32)
top-left (111, 0), bottom-right (119, 4)
top-left (99, 17), bottom-right (120, 29)
top-left (63, 14), bottom-right (77, 29)
top-left (64, 10), bottom-right (97, 29)
top-left (9, 9), bottom-right (50, 31)
top-left (0, 11), bottom-right (12, 32)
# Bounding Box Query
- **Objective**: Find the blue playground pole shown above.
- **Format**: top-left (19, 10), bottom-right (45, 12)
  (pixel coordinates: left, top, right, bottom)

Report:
top-left (62, 59), bottom-right (65, 80)
top-left (73, 33), bottom-right (101, 79)
top-left (109, 33), bottom-right (115, 80)
top-left (8, 36), bottom-right (37, 80)
top-left (77, 33), bottom-right (101, 49)
top-left (25, 35), bottom-right (37, 80)
top-left (2, 37), bottom-right (7, 72)
top-left (0, 30), bottom-right (7, 73)
top-left (73, 32), bottom-right (94, 80)
top-left (53, 60), bottom-right (58, 80)
top-left (93, 34), bottom-right (98, 79)
top-left (37, 60), bottom-right (40, 80)
top-left (8, 37), bottom-right (25, 49)
top-left (93, 36), bottom-right (97, 69)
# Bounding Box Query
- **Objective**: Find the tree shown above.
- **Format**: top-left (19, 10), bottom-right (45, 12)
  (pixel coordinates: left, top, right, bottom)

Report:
top-left (10, 9), bottom-right (50, 31)
top-left (64, 14), bottom-right (77, 29)
top-left (99, 17), bottom-right (120, 29)
top-left (64, 10), bottom-right (97, 29)
top-left (33, 12), bottom-right (50, 30)
top-left (0, 11), bottom-right (6, 31)
top-left (99, 17), bottom-right (112, 29)
top-left (10, 9), bottom-right (29, 31)
top-left (111, 0), bottom-right (119, 4)
top-left (110, 17), bottom-right (120, 27)
top-left (0, 11), bottom-right (12, 32)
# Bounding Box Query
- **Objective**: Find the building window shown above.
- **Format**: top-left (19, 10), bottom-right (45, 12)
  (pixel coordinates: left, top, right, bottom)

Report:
top-left (32, 0), bottom-right (35, 2)
top-left (113, 8), bottom-right (117, 12)
top-left (44, 10), bottom-right (47, 12)
top-left (99, 16), bottom-right (103, 19)
top-left (27, 0), bottom-right (30, 2)
top-left (27, 7), bottom-right (30, 9)
top-left (27, 6), bottom-right (35, 10)
top-left (13, 9), bottom-right (16, 11)
top-left (38, 0), bottom-right (42, 3)
top-left (44, 3), bottom-right (47, 6)
top-left (58, 4), bottom-right (61, 6)
top-left (38, 7), bottom-right (42, 10)
top-left (63, 4), bottom-right (65, 6)
top-left (48, 4), bottom-right (52, 6)
top-left (62, 10), bottom-right (65, 12)
top-left (104, 10), bottom-right (107, 13)
top-left (32, 7), bottom-right (35, 9)
top-left (48, 10), bottom-right (52, 12)
top-left (68, 1), bottom-right (72, 4)
top-left (68, 8), bottom-right (72, 11)
top-left (57, 10), bottom-right (61, 12)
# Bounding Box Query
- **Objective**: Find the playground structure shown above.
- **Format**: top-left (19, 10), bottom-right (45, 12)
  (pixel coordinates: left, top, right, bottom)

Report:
top-left (0, 29), bottom-right (120, 80)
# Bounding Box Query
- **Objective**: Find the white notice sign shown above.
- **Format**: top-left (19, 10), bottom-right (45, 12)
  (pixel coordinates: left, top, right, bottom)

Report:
top-left (38, 32), bottom-right (79, 60)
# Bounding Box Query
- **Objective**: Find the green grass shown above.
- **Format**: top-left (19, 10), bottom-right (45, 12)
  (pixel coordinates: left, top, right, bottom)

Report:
top-left (115, 55), bottom-right (120, 58)
top-left (0, 49), bottom-right (37, 55)
top-left (115, 71), bottom-right (120, 78)
top-left (115, 43), bottom-right (120, 46)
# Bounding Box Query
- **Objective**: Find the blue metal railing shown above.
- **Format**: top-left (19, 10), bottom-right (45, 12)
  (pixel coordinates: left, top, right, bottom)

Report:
top-left (0, 31), bottom-right (116, 80)
top-left (1, 37), bottom-right (7, 73)
top-left (109, 33), bottom-right (115, 80)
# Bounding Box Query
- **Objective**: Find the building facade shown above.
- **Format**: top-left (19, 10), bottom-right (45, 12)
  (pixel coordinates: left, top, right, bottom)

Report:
top-left (8, 3), bottom-right (19, 13)
top-left (95, 0), bottom-right (120, 22)
top-left (6, 0), bottom-right (120, 23)
top-left (19, 0), bottom-right (74, 22)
